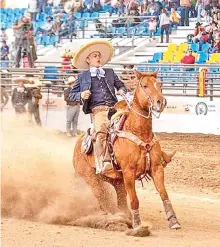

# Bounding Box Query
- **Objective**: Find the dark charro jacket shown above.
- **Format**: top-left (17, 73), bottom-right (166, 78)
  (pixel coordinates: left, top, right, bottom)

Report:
top-left (11, 87), bottom-right (31, 107)
top-left (69, 68), bottom-right (127, 114)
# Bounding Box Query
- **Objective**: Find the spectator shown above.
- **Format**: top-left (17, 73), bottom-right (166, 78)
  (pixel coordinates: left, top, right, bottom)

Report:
top-left (180, 0), bottom-right (192, 26)
top-left (0, 28), bottom-right (8, 43)
top-left (204, 11), bottom-right (213, 25)
top-left (146, 0), bottom-right (160, 15)
top-left (208, 37), bottom-right (220, 53)
top-left (27, 80), bottom-right (43, 126)
top-left (1, 85), bottom-right (9, 112)
top-left (38, 0), bottom-right (47, 13)
top-left (28, 0), bottom-right (38, 21)
top-left (59, 12), bottom-right (76, 41)
top-left (64, 76), bottom-right (80, 137)
top-left (160, 8), bottom-right (170, 43)
top-left (148, 17), bottom-right (157, 40)
top-left (13, 12), bottom-right (37, 68)
top-left (127, 0), bottom-right (139, 15)
top-left (181, 49), bottom-right (196, 65)
top-left (11, 77), bottom-right (32, 115)
top-left (35, 16), bottom-right (54, 35)
top-left (170, 7), bottom-right (180, 28)
top-left (51, 13), bottom-right (63, 37)
top-left (0, 40), bottom-right (9, 61)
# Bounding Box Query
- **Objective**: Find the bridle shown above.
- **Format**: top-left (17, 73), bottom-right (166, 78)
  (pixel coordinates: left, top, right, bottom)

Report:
top-left (123, 77), bottom-right (162, 119)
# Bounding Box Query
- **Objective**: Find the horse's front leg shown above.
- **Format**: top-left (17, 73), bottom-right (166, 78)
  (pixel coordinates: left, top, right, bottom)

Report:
top-left (150, 147), bottom-right (181, 230)
top-left (123, 167), bottom-right (141, 228)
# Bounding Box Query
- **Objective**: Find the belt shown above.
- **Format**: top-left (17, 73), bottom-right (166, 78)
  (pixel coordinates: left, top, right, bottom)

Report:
top-left (92, 105), bottom-right (112, 114)
top-left (67, 102), bottom-right (80, 106)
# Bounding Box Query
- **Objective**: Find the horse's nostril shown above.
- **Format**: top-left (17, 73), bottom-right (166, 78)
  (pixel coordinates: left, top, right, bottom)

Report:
top-left (157, 100), bottom-right (162, 106)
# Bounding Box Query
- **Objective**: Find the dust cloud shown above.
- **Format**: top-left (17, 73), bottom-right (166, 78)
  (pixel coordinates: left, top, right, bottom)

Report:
top-left (1, 117), bottom-right (100, 225)
top-left (1, 117), bottom-right (136, 233)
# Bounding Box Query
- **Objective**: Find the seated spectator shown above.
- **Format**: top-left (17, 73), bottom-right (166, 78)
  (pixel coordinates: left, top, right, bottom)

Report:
top-left (148, 17), bottom-right (157, 40)
top-left (0, 40), bottom-right (9, 61)
top-left (204, 11), bottom-right (213, 25)
top-left (170, 7), bottom-right (180, 28)
top-left (59, 12), bottom-right (76, 41)
top-left (127, 0), bottom-right (139, 15)
top-left (181, 49), bottom-right (195, 65)
top-left (0, 28), bottom-right (8, 43)
top-left (50, 13), bottom-right (63, 37)
top-left (141, 0), bottom-right (148, 14)
top-left (147, 0), bottom-right (160, 15)
top-left (34, 16), bottom-right (54, 36)
top-left (208, 37), bottom-right (220, 53)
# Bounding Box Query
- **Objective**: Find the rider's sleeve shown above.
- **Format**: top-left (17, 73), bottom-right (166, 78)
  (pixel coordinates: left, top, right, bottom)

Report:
top-left (113, 69), bottom-right (127, 93)
top-left (69, 75), bottom-right (81, 102)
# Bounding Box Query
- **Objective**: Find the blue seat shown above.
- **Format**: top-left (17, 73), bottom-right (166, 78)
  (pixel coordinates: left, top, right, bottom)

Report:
top-left (102, 4), bottom-right (111, 13)
top-left (0, 14), bottom-right (6, 22)
top-left (197, 52), bottom-right (209, 64)
top-left (74, 12), bottom-right (81, 19)
top-left (201, 43), bottom-right (211, 52)
top-left (43, 66), bottom-right (58, 80)
top-left (91, 12), bottom-right (99, 19)
top-left (148, 52), bottom-right (163, 63)
top-left (45, 6), bottom-right (52, 15)
top-left (36, 36), bottom-right (42, 45)
top-left (117, 27), bottom-right (126, 36)
top-left (21, 8), bottom-right (27, 14)
top-left (82, 12), bottom-right (90, 19)
top-left (50, 35), bottom-right (58, 46)
top-left (13, 8), bottom-right (21, 15)
top-left (0, 8), bottom-right (5, 14)
top-left (41, 35), bottom-right (51, 46)
top-left (190, 43), bottom-right (199, 52)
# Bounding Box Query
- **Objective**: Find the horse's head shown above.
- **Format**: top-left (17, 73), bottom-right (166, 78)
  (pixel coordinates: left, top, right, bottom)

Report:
top-left (133, 71), bottom-right (167, 113)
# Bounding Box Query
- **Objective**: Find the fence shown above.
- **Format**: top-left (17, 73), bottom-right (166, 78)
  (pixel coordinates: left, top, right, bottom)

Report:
top-left (1, 62), bottom-right (220, 100)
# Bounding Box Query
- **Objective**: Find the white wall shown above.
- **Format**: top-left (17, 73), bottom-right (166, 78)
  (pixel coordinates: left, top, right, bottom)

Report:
top-left (5, 0), bottom-right (29, 8)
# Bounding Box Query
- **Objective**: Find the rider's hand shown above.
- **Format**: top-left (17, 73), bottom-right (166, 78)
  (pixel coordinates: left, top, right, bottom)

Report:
top-left (81, 90), bottom-right (91, 100)
top-left (118, 89), bottom-right (126, 96)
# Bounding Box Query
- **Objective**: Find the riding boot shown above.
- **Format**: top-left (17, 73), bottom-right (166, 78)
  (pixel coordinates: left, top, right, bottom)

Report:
top-left (162, 150), bottom-right (176, 167)
top-left (94, 132), bottom-right (112, 173)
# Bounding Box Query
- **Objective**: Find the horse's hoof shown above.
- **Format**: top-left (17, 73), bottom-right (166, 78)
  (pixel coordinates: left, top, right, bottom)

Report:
top-left (125, 225), bottom-right (151, 237)
top-left (169, 217), bottom-right (181, 230)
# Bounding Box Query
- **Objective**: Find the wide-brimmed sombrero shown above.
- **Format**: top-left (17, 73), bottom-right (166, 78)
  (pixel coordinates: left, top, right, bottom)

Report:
top-left (73, 40), bottom-right (114, 70)
top-left (13, 76), bottom-right (35, 84)
top-left (26, 80), bottom-right (43, 88)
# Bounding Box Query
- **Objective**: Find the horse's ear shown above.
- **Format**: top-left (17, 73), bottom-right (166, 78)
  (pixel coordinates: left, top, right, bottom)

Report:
top-left (135, 70), bottom-right (142, 79)
top-left (152, 71), bottom-right (158, 78)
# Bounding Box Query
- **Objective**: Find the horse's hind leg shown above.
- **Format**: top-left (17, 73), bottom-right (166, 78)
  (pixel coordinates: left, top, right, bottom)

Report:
top-left (81, 170), bottom-right (117, 214)
top-left (151, 163), bottom-right (181, 230)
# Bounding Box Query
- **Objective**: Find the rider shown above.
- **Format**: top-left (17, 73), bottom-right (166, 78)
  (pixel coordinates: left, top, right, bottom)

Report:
top-left (69, 40), bottom-right (175, 173)
top-left (69, 40), bottom-right (126, 173)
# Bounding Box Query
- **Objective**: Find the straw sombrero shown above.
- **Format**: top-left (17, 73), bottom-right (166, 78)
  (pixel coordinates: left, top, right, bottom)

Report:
top-left (24, 12), bottom-right (31, 20)
top-left (65, 76), bottom-right (76, 85)
top-left (13, 76), bottom-right (35, 84)
top-left (73, 40), bottom-right (114, 70)
top-left (26, 80), bottom-right (43, 88)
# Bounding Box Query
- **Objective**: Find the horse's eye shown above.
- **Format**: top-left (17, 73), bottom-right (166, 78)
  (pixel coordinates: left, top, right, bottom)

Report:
top-left (143, 85), bottom-right (147, 88)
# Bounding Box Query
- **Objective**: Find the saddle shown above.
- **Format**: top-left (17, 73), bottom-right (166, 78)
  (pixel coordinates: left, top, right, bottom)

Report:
top-left (81, 100), bottom-right (129, 171)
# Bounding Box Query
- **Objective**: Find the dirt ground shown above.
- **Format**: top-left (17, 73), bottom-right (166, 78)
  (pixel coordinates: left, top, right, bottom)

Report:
top-left (1, 121), bottom-right (220, 247)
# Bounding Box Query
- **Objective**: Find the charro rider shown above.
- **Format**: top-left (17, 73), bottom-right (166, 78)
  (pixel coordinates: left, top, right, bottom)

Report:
top-left (69, 40), bottom-right (175, 173)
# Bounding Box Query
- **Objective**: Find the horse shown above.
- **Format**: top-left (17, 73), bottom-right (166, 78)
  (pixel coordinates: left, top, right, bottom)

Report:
top-left (73, 71), bottom-right (181, 234)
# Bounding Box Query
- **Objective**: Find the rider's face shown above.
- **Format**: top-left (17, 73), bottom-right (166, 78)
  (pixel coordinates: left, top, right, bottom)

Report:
top-left (86, 52), bottom-right (102, 68)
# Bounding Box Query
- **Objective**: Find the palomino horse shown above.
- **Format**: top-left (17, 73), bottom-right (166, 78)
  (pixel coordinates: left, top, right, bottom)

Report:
top-left (73, 71), bottom-right (181, 232)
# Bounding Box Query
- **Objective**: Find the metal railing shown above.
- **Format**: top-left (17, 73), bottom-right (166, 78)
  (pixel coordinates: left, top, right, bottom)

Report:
top-left (1, 62), bottom-right (220, 100)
